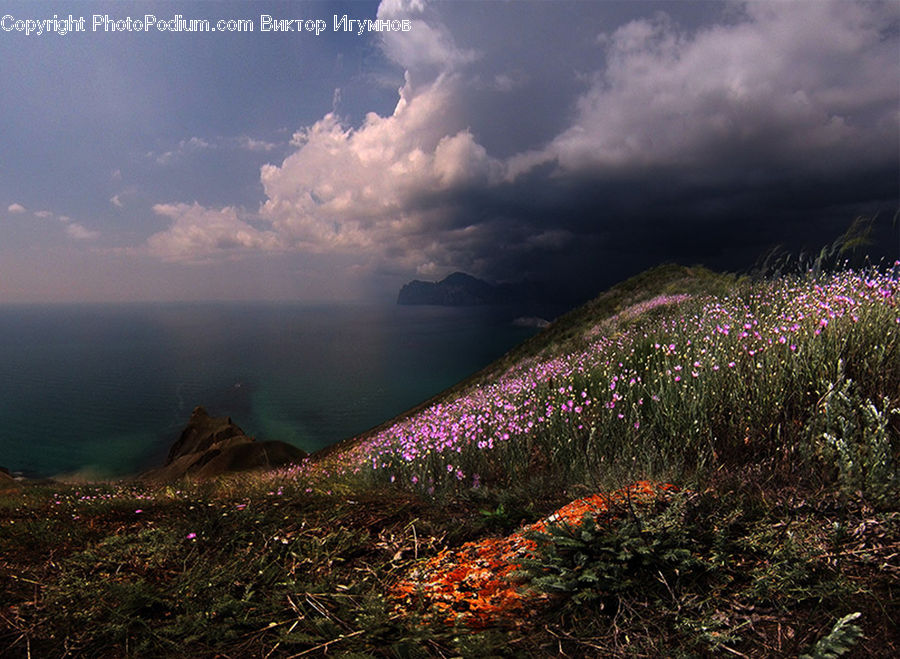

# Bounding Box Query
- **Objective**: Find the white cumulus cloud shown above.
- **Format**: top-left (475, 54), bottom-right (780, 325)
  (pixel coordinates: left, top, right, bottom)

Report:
top-left (144, 0), bottom-right (898, 283)
top-left (146, 202), bottom-right (280, 262)
top-left (526, 1), bottom-right (899, 176)
top-left (256, 70), bottom-right (504, 272)
top-left (65, 222), bottom-right (100, 241)
top-left (236, 136), bottom-right (278, 152)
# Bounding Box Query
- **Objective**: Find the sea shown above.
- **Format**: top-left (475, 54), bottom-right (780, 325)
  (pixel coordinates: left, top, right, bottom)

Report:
top-left (0, 303), bottom-right (541, 479)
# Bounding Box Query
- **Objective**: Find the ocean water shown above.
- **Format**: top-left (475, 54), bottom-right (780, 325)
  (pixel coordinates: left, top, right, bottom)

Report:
top-left (0, 303), bottom-right (539, 478)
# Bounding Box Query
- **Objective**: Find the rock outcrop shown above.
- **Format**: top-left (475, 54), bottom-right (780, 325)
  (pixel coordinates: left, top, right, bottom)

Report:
top-left (165, 406), bottom-right (250, 465)
top-left (398, 272), bottom-right (498, 306)
top-left (144, 406), bottom-right (306, 482)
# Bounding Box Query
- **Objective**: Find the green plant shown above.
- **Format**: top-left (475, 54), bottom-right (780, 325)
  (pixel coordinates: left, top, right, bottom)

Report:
top-left (809, 374), bottom-right (899, 503)
top-left (520, 494), bottom-right (703, 608)
top-left (800, 612), bottom-right (864, 659)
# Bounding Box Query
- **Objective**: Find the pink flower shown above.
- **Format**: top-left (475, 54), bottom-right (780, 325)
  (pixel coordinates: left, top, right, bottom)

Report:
top-left (186, 532), bottom-right (197, 540)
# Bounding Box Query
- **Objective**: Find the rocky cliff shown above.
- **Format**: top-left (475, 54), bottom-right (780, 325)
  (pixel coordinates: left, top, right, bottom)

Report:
top-left (144, 406), bottom-right (306, 482)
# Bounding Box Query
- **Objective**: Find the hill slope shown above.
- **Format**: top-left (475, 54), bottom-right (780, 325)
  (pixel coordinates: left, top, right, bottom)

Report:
top-left (307, 263), bottom-right (898, 495)
top-left (2, 264), bottom-right (898, 657)
top-left (316, 263), bottom-right (736, 461)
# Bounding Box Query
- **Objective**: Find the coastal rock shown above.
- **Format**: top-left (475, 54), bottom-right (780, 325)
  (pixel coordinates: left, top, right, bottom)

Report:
top-left (145, 407), bottom-right (305, 482)
top-left (165, 406), bottom-right (250, 464)
top-left (191, 441), bottom-right (307, 480)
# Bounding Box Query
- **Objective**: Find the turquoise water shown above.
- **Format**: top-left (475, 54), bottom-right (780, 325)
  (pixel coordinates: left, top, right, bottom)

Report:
top-left (0, 303), bottom-right (538, 478)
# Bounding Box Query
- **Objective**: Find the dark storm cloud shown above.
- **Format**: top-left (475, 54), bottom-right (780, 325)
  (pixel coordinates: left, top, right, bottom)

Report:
top-left (434, 159), bottom-right (898, 299)
top-left (145, 0), bottom-right (899, 299)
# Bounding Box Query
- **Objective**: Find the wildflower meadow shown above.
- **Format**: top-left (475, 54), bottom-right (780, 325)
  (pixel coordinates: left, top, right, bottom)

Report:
top-left (2, 264), bottom-right (898, 657)
top-left (293, 266), bottom-right (899, 502)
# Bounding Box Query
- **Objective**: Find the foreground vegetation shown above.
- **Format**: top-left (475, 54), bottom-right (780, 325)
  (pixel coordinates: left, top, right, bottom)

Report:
top-left (2, 263), bottom-right (898, 657)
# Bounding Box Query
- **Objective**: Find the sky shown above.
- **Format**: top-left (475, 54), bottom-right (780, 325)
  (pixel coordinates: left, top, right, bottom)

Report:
top-left (1, 0), bottom-right (898, 304)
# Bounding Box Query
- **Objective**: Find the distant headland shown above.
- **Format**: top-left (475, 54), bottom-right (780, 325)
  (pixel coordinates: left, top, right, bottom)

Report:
top-left (397, 272), bottom-right (545, 307)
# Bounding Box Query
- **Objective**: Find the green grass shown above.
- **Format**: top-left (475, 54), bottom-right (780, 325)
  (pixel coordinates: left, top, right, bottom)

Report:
top-left (1, 263), bottom-right (898, 657)
top-left (306, 266), bottom-right (898, 506)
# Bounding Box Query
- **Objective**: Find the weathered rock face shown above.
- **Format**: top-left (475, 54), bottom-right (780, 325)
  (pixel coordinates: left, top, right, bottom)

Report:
top-left (165, 406), bottom-right (250, 465)
top-left (190, 441), bottom-right (306, 480)
top-left (144, 406), bottom-right (306, 482)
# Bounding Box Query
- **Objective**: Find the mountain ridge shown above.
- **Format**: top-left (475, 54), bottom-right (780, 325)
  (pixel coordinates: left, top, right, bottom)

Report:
top-left (397, 271), bottom-right (543, 306)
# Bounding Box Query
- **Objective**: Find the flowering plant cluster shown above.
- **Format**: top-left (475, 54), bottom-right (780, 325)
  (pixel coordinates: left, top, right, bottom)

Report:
top-left (390, 481), bottom-right (677, 628)
top-left (285, 267), bottom-right (898, 494)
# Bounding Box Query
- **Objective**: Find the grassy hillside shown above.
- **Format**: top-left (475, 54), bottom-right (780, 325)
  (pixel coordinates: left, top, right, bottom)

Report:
top-left (315, 263), bottom-right (738, 460)
top-left (2, 264), bottom-right (898, 657)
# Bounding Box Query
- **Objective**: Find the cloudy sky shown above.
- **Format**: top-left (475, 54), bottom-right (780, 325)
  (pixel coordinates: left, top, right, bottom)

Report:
top-left (1, 0), bottom-right (898, 303)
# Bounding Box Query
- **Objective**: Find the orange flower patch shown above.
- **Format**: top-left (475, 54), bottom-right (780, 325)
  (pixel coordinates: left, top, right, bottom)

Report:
top-left (390, 481), bottom-right (677, 628)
